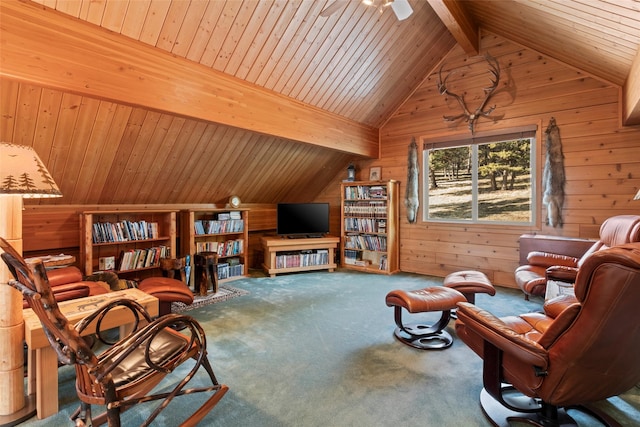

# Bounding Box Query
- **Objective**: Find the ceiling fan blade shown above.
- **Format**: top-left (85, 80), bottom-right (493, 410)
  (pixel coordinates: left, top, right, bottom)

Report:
top-left (391, 0), bottom-right (413, 20)
top-left (320, 1), bottom-right (347, 17)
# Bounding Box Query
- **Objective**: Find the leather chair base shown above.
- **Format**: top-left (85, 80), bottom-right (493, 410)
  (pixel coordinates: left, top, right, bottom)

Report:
top-left (479, 387), bottom-right (622, 427)
top-left (392, 317), bottom-right (454, 349)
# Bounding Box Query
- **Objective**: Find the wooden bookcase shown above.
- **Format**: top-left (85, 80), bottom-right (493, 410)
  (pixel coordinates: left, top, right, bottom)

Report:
top-left (181, 209), bottom-right (249, 285)
top-left (340, 180), bottom-right (399, 274)
top-left (80, 210), bottom-right (177, 278)
top-left (261, 236), bottom-right (339, 277)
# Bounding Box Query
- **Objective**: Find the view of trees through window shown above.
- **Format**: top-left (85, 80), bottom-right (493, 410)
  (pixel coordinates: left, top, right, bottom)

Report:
top-left (425, 138), bottom-right (534, 223)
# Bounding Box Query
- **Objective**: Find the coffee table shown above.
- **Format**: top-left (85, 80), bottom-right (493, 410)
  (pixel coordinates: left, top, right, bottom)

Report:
top-left (22, 288), bottom-right (158, 419)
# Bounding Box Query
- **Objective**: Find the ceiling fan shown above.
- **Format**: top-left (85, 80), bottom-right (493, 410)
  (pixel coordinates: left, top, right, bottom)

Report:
top-left (320, 0), bottom-right (414, 21)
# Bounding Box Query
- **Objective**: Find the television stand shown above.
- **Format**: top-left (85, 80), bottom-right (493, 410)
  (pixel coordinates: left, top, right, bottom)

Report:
top-left (286, 234), bottom-right (325, 239)
top-left (261, 236), bottom-right (339, 277)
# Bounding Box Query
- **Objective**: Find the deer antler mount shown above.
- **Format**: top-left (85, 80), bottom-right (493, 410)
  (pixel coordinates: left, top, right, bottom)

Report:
top-left (437, 54), bottom-right (501, 134)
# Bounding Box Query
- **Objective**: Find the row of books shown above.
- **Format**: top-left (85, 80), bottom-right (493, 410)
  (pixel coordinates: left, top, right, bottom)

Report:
top-left (343, 251), bottom-right (387, 270)
top-left (344, 185), bottom-right (387, 200)
top-left (117, 245), bottom-right (171, 271)
top-left (344, 218), bottom-right (387, 234)
top-left (196, 239), bottom-right (244, 257)
top-left (275, 249), bottom-right (330, 269)
top-left (93, 220), bottom-right (159, 243)
top-left (343, 201), bottom-right (387, 217)
top-left (344, 234), bottom-right (387, 252)
top-left (194, 218), bottom-right (244, 235)
top-left (217, 258), bottom-right (244, 280)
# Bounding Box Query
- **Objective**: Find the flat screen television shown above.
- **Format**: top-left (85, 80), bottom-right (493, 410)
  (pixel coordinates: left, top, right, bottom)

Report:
top-left (277, 203), bottom-right (330, 237)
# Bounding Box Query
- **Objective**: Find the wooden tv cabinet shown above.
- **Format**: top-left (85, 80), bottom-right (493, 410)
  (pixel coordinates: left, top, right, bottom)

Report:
top-left (261, 236), bottom-right (339, 277)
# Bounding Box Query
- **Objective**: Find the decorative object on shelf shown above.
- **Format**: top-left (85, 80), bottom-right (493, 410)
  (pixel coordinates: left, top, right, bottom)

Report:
top-left (228, 195), bottom-right (241, 208)
top-left (369, 166), bottom-right (381, 181)
top-left (542, 117), bottom-right (565, 228)
top-left (405, 137), bottom-right (419, 224)
top-left (634, 189), bottom-right (640, 200)
top-left (346, 163), bottom-right (356, 181)
top-left (0, 142), bottom-right (62, 423)
top-left (437, 54), bottom-right (501, 134)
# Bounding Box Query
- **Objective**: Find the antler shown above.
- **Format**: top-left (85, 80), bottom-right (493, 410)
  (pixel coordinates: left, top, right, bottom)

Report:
top-left (437, 54), bottom-right (501, 134)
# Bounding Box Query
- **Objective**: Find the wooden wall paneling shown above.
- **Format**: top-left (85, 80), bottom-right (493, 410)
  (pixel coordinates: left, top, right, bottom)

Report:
top-left (120, 0), bottom-right (152, 40)
top-left (32, 88), bottom-right (63, 165)
top-left (374, 34), bottom-right (640, 288)
top-left (14, 84), bottom-right (41, 146)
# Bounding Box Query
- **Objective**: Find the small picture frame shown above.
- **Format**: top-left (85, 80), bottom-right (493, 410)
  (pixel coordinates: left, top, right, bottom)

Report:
top-left (369, 166), bottom-right (381, 181)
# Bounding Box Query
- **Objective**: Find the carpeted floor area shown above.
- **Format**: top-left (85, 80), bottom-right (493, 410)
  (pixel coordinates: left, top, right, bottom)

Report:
top-left (17, 269), bottom-right (640, 426)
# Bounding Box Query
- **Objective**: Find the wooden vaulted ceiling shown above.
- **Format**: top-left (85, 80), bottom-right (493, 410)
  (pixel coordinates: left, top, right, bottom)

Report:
top-left (1, 0), bottom-right (640, 205)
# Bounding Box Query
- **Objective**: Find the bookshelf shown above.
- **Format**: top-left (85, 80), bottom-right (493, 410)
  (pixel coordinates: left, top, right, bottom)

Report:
top-left (181, 209), bottom-right (249, 286)
top-left (81, 210), bottom-right (177, 278)
top-left (340, 180), bottom-right (399, 274)
top-left (261, 236), bottom-right (339, 277)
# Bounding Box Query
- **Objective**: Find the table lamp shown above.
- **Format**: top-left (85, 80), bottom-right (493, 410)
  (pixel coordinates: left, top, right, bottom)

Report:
top-left (0, 142), bottom-right (61, 426)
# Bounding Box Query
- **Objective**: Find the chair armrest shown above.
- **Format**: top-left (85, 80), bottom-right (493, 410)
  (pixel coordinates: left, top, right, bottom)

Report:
top-left (545, 265), bottom-right (578, 283)
top-left (74, 298), bottom-right (155, 345)
top-left (527, 251), bottom-right (579, 268)
top-left (456, 302), bottom-right (549, 370)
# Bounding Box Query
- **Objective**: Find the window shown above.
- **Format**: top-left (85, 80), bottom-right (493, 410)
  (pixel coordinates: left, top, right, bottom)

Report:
top-left (422, 127), bottom-right (536, 224)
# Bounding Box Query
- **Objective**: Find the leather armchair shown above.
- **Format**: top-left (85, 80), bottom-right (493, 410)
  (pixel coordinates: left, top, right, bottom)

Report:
top-left (24, 266), bottom-right (109, 308)
top-left (456, 243), bottom-right (640, 426)
top-left (515, 215), bottom-right (640, 298)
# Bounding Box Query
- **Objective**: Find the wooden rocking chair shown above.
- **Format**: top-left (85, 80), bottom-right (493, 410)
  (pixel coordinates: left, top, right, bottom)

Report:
top-left (0, 238), bottom-right (228, 427)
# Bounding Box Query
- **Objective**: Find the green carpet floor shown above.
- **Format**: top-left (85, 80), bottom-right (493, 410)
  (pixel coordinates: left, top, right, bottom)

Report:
top-left (17, 269), bottom-right (640, 426)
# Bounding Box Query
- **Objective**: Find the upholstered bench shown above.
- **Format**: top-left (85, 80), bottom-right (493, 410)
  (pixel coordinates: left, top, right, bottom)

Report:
top-left (385, 286), bottom-right (466, 350)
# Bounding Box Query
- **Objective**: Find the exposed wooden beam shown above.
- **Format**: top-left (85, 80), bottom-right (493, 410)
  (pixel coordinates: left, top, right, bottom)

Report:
top-left (427, 0), bottom-right (479, 56)
top-left (622, 46), bottom-right (640, 126)
top-left (0, 0), bottom-right (378, 157)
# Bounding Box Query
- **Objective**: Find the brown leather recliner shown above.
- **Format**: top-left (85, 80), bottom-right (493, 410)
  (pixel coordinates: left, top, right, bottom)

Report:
top-left (23, 265), bottom-right (109, 308)
top-left (456, 243), bottom-right (640, 426)
top-left (515, 215), bottom-right (640, 299)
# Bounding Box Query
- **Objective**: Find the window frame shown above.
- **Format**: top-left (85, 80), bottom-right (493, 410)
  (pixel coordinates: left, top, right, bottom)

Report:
top-left (421, 126), bottom-right (538, 226)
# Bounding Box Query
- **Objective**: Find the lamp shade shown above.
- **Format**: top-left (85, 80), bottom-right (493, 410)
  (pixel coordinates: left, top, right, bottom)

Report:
top-left (0, 143), bottom-right (62, 198)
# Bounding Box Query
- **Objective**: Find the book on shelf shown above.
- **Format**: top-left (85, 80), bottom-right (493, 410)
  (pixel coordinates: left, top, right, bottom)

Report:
top-left (98, 256), bottom-right (115, 271)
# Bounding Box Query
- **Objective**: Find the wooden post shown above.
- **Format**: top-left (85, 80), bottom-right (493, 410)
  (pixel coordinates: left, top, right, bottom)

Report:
top-left (0, 195), bottom-right (36, 424)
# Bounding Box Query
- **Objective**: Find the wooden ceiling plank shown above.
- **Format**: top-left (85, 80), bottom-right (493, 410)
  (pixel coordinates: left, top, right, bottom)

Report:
top-left (427, 0), bottom-right (479, 56)
top-left (623, 45), bottom-right (640, 125)
top-left (101, 0), bottom-right (128, 33)
top-left (183, 0), bottom-right (225, 62)
top-left (0, 1), bottom-right (378, 158)
top-left (85, 103), bottom-right (133, 203)
top-left (138, 0), bottom-right (172, 46)
top-left (121, 0), bottom-right (152, 40)
top-left (155, 0), bottom-right (193, 53)
top-left (215, 1), bottom-right (262, 74)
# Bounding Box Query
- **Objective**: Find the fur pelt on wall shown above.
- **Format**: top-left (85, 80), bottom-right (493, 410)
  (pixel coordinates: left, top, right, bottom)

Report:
top-left (405, 137), bottom-right (419, 223)
top-left (542, 117), bottom-right (565, 227)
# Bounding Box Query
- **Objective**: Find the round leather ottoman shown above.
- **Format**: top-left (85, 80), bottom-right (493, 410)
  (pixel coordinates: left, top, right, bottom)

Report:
top-left (385, 286), bottom-right (466, 350)
top-left (138, 276), bottom-right (194, 316)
